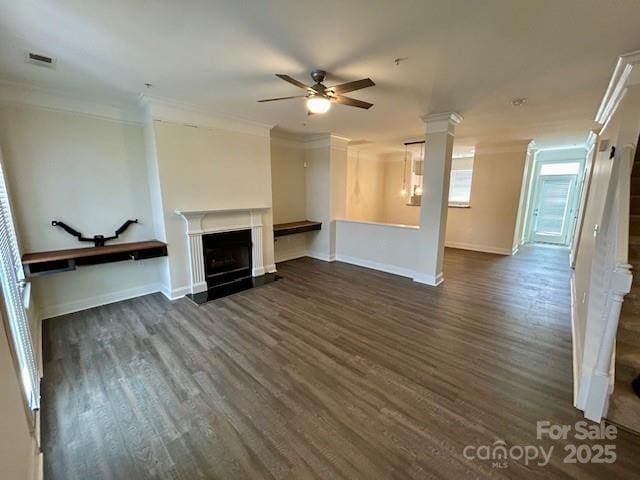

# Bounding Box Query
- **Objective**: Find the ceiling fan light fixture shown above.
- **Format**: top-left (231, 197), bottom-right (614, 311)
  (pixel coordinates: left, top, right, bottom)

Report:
top-left (306, 96), bottom-right (331, 114)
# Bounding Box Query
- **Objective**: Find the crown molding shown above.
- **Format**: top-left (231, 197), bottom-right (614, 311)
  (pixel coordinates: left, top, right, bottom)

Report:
top-left (0, 79), bottom-right (144, 125)
top-left (595, 50), bottom-right (640, 125)
top-left (270, 135), bottom-right (305, 149)
top-left (141, 94), bottom-right (273, 137)
top-left (475, 139), bottom-right (533, 155)
top-left (270, 129), bottom-right (306, 149)
top-left (329, 134), bottom-right (350, 151)
top-left (421, 111), bottom-right (464, 134)
top-left (347, 150), bottom-right (379, 161)
top-left (302, 133), bottom-right (350, 151)
top-left (269, 130), bottom-right (351, 150)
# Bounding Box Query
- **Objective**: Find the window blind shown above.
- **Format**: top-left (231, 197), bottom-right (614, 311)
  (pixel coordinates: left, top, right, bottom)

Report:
top-left (449, 169), bottom-right (473, 205)
top-left (0, 158), bottom-right (40, 411)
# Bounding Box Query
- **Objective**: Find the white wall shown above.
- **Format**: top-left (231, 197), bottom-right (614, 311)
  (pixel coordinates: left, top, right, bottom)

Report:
top-left (270, 136), bottom-right (309, 262)
top-left (345, 151), bottom-right (385, 222)
top-left (381, 153), bottom-right (421, 226)
top-left (377, 144), bottom-right (530, 255)
top-left (150, 118), bottom-right (275, 296)
top-left (445, 142), bottom-right (530, 255)
top-left (305, 136), bottom-right (348, 261)
top-left (0, 104), bottom-right (163, 318)
top-left (335, 219), bottom-right (420, 278)
top-left (271, 139), bottom-right (306, 224)
top-left (0, 304), bottom-right (41, 480)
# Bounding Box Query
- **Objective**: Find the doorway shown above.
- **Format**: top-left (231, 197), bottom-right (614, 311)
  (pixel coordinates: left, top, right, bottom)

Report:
top-left (525, 158), bottom-right (583, 246)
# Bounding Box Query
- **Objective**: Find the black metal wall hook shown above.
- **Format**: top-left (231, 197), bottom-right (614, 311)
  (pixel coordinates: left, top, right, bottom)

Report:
top-left (51, 219), bottom-right (139, 247)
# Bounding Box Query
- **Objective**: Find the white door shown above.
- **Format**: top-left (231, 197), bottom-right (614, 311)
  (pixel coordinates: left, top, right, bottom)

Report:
top-left (531, 174), bottom-right (577, 245)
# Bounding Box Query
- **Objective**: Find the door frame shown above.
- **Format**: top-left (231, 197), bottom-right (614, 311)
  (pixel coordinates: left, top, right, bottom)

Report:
top-left (524, 154), bottom-right (586, 245)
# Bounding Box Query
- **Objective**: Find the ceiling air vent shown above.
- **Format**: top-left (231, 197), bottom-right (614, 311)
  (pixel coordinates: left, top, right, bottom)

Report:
top-left (26, 52), bottom-right (56, 69)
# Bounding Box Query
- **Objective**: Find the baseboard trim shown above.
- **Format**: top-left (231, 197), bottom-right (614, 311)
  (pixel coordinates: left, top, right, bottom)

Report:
top-left (412, 272), bottom-right (444, 286)
top-left (161, 284), bottom-right (190, 301)
top-left (335, 254), bottom-right (416, 279)
top-left (445, 241), bottom-right (514, 256)
top-left (570, 273), bottom-right (584, 409)
top-left (275, 250), bottom-right (308, 263)
top-left (307, 251), bottom-right (336, 262)
top-left (265, 263), bottom-right (277, 273)
top-left (39, 282), bottom-right (163, 319)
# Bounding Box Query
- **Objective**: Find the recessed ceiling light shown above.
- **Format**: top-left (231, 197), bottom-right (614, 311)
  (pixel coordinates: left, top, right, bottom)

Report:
top-left (511, 97), bottom-right (527, 107)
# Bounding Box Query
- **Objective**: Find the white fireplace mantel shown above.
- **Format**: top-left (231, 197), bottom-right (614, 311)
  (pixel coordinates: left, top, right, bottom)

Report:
top-left (176, 207), bottom-right (270, 294)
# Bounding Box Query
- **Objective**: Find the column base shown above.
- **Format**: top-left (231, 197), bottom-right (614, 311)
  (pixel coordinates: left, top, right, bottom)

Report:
top-left (413, 272), bottom-right (444, 286)
top-left (190, 281), bottom-right (208, 294)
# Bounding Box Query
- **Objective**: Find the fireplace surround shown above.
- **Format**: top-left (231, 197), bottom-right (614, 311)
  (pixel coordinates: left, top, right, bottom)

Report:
top-left (176, 207), bottom-right (276, 301)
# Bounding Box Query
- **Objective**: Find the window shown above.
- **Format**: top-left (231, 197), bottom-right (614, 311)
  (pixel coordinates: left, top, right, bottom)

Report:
top-left (449, 157), bottom-right (473, 206)
top-left (0, 153), bottom-right (40, 412)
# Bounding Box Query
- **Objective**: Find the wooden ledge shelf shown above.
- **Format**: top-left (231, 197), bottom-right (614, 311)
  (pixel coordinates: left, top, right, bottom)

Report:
top-left (22, 240), bottom-right (168, 278)
top-left (273, 220), bottom-right (322, 237)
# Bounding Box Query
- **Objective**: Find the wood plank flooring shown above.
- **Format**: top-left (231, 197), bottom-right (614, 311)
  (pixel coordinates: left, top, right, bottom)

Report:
top-left (42, 246), bottom-right (640, 479)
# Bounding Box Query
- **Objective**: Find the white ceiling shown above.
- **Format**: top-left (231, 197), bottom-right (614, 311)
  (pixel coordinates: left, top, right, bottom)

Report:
top-left (1, 0), bottom-right (639, 154)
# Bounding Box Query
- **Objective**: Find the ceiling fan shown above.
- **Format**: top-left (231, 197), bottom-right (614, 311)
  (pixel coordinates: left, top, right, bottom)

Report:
top-left (258, 70), bottom-right (375, 114)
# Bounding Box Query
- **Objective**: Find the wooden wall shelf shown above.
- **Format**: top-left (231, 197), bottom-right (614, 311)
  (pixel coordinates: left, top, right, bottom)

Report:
top-left (273, 220), bottom-right (322, 237)
top-left (22, 240), bottom-right (168, 277)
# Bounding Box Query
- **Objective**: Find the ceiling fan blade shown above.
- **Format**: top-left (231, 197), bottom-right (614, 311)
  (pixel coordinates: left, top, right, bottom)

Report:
top-left (331, 95), bottom-right (373, 109)
top-left (329, 78), bottom-right (375, 94)
top-left (275, 74), bottom-right (311, 90)
top-left (257, 95), bottom-right (306, 102)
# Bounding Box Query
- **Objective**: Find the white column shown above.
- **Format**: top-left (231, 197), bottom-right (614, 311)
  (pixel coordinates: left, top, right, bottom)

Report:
top-left (250, 210), bottom-right (265, 276)
top-left (305, 134), bottom-right (348, 261)
top-left (181, 213), bottom-right (207, 294)
top-left (187, 233), bottom-right (207, 294)
top-left (413, 112), bottom-right (463, 286)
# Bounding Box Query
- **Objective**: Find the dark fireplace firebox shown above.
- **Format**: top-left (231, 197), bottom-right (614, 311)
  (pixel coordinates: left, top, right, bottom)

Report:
top-left (203, 229), bottom-right (252, 287)
top-left (186, 228), bottom-right (279, 305)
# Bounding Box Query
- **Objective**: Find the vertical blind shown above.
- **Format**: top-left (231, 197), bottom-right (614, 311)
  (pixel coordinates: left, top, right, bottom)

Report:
top-left (0, 156), bottom-right (40, 411)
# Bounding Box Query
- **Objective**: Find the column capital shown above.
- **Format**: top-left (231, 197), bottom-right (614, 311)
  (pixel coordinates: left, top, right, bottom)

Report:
top-left (420, 112), bottom-right (463, 134)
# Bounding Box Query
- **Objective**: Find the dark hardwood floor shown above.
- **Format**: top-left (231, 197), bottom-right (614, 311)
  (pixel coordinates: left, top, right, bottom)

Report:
top-left (42, 246), bottom-right (640, 479)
